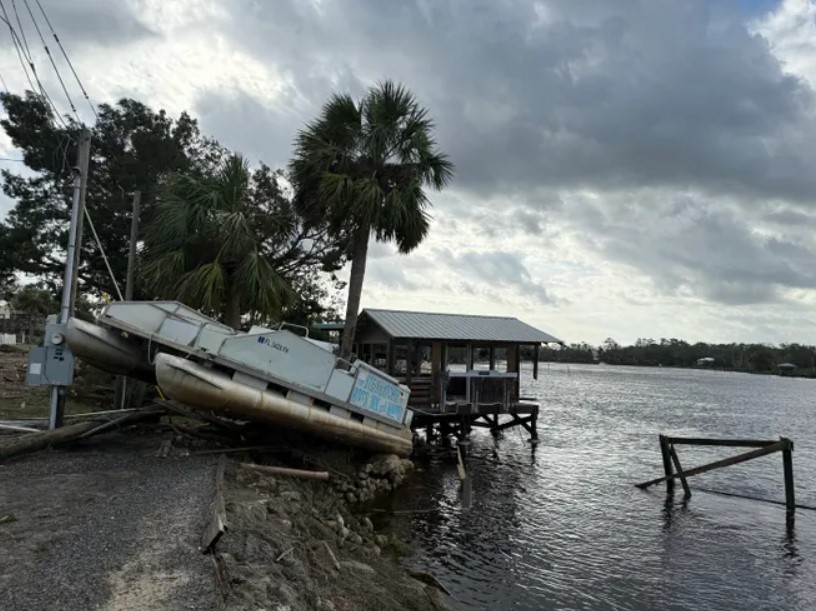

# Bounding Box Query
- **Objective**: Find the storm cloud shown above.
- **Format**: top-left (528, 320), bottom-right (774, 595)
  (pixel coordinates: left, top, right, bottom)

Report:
top-left (3, 0), bottom-right (816, 342)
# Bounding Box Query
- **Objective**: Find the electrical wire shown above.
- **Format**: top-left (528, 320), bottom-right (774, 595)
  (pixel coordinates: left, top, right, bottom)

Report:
top-left (22, 0), bottom-right (79, 121)
top-left (0, 68), bottom-right (8, 93)
top-left (83, 205), bottom-right (124, 301)
top-left (33, 0), bottom-right (98, 122)
top-left (0, 2), bottom-right (67, 128)
top-left (0, 2), bottom-right (37, 96)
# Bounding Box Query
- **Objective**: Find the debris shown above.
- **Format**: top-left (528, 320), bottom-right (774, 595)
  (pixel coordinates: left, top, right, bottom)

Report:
top-left (407, 570), bottom-right (452, 596)
top-left (275, 546), bottom-right (295, 562)
top-left (155, 438), bottom-right (173, 458)
top-left (0, 513), bottom-right (17, 525)
top-left (322, 540), bottom-right (341, 571)
top-left (200, 454), bottom-right (228, 553)
top-left (0, 407), bottom-right (163, 462)
top-left (238, 462), bottom-right (330, 480)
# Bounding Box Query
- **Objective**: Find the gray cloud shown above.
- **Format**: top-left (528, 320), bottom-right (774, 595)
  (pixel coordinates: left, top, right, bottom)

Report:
top-left (559, 193), bottom-right (816, 305)
top-left (212, 0), bottom-right (816, 202)
top-left (38, 0), bottom-right (155, 46)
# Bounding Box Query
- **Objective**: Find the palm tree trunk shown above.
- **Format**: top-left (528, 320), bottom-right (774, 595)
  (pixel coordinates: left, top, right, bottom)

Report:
top-left (340, 225), bottom-right (370, 359)
top-left (225, 287), bottom-right (242, 330)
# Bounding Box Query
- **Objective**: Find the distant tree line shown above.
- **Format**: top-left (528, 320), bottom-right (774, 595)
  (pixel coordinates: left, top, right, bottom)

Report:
top-left (532, 338), bottom-right (816, 374)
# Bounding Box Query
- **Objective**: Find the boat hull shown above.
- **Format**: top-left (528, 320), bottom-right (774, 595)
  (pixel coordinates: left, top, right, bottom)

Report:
top-left (155, 353), bottom-right (413, 456)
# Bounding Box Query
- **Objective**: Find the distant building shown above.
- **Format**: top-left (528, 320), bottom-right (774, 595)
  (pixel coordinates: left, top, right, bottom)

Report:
top-left (0, 301), bottom-right (10, 320)
top-left (696, 357), bottom-right (715, 367)
top-left (777, 362), bottom-right (796, 377)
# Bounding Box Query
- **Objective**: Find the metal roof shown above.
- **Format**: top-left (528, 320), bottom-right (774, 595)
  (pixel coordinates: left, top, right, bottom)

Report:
top-left (360, 309), bottom-right (562, 344)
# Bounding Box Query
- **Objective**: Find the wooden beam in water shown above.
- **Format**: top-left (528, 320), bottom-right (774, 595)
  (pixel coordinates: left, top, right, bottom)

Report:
top-left (669, 445), bottom-right (691, 499)
top-left (665, 437), bottom-right (778, 448)
top-left (636, 440), bottom-right (787, 489)
top-left (659, 434), bottom-right (674, 492)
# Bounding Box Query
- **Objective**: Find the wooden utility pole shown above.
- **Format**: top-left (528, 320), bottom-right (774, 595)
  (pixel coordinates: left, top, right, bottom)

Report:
top-left (68, 128), bottom-right (92, 316)
top-left (50, 127), bottom-right (91, 429)
top-left (125, 191), bottom-right (141, 300)
top-left (116, 191), bottom-right (141, 408)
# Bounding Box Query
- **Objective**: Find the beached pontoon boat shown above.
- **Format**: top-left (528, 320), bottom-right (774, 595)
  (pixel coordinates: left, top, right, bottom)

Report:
top-left (65, 301), bottom-right (413, 456)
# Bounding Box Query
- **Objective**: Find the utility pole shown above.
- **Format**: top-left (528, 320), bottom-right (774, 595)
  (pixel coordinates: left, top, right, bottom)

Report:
top-left (125, 191), bottom-right (140, 301)
top-left (49, 127), bottom-right (91, 429)
top-left (116, 190), bottom-right (141, 408)
top-left (68, 128), bottom-right (92, 315)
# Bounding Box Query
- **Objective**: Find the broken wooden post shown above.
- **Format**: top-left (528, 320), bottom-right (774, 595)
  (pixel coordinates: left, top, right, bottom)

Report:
top-left (659, 434), bottom-right (674, 492)
top-left (781, 437), bottom-right (795, 517)
top-left (668, 445), bottom-right (691, 500)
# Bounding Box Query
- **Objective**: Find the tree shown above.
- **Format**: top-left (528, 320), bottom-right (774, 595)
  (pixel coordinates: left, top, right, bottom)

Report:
top-left (10, 286), bottom-right (57, 315)
top-left (290, 80), bottom-right (453, 358)
top-left (143, 154), bottom-right (297, 328)
top-left (0, 92), bottom-right (222, 299)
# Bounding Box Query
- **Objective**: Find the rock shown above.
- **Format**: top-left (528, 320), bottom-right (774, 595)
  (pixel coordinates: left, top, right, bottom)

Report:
top-left (281, 491), bottom-right (301, 502)
top-left (371, 545), bottom-right (381, 556)
top-left (317, 598), bottom-right (336, 611)
top-left (374, 534), bottom-right (388, 547)
top-left (339, 526), bottom-right (350, 540)
top-left (362, 517), bottom-right (373, 532)
top-left (340, 560), bottom-right (376, 575)
top-left (349, 533), bottom-right (363, 545)
top-left (346, 492), bottom-right (358, 504)
top-left (336, 513), bottom-right (345, 529)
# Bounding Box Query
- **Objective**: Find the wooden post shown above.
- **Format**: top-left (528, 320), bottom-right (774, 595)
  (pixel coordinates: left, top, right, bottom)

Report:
top-left (533, 344), bottom-right (539, 380)
top-left (669, 445), bottom-right (691, 499)
top-left (431, 342), bottom-right (442, 405)
top-left (387, 341), bottom-right (395, 376)
top-left (489, 346), bottom-right (496, 371)
top-left (659, 434), bottom-right (675, 492)
top-left (782, 438), bottom-right (795, 516)
top-left (466, 343), bottom-right (474, 371)
top-left (406, 342), bottom-right (414, 385)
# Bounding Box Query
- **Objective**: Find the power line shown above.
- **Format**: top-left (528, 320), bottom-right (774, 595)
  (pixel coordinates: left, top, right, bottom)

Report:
top-left (0, 68), bottom-right (8, 93)
top-left (22, 0), bottom-right (79, 121)
top-left (0, 157), bottom-right (25, 162)
top-left (10, 0), bottom-right (32, 64)
top-left (0, 2), bottom-right (68, 128)
top-left (0, 2), bottom-right (38, 97)
top-left (33, 0), bottom-right (98, 122)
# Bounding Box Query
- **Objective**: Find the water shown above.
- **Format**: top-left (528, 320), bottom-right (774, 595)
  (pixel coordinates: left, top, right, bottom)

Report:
top-left (386, 364), bottom-right (816, 610)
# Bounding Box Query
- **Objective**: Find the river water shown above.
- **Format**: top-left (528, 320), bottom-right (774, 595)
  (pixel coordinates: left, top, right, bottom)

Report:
top-left (386, 364), bottom-right (816, 610)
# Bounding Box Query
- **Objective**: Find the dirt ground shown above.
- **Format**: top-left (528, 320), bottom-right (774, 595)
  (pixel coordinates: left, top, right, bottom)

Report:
top-left (0, 423), bottom-right (457, 611)
top-left (0, 432), bottom-right (218, 611)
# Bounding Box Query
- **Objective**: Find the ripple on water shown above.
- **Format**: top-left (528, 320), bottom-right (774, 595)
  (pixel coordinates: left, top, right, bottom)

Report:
top-left (385, 365), bottom-right (816, 611)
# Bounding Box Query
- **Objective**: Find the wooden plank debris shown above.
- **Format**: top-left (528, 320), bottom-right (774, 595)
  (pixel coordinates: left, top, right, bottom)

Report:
top-left (200, 454), bottom-right (228, 553)
top-left (239, 462), bottom-right (330, 480)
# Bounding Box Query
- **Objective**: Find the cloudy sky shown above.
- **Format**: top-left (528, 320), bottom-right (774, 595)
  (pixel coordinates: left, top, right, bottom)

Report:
top-left (3, 0), bottom-right (816, 345)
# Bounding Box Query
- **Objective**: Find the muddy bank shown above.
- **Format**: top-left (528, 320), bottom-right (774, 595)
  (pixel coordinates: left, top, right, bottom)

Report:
top-left (0, 416), bottom-right (457, 611)
top-left (217, 451), bottom-right (455, 611)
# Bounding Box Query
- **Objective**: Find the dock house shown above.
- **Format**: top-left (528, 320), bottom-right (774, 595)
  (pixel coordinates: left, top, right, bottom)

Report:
top-left (351, 309), bottom-right (562, 442)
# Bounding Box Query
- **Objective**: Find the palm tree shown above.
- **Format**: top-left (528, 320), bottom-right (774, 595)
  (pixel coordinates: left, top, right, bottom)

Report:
top-left (143, 154), bottom-right (292, 329)
top-left (290, 81), bottom-right (453, 358)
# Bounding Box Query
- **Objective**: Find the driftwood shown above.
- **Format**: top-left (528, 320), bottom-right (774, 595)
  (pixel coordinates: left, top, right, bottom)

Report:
top-left (238, 462), bottom-right (330, 480)
top-left (0, 408), bottom-right (165, 462)
top-left (322, 541), bottom-right (341, 571)
top-left (407, 570), bottom-right (452, 596)
top-left (0, 423), bottom-right (42, 434)
top-left (200, 454), bottom-right (228, 553)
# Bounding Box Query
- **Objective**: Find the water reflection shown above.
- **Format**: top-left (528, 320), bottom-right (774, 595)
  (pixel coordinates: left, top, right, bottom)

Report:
top-left (387, 365), bottom-right (816, 611)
